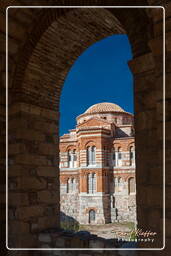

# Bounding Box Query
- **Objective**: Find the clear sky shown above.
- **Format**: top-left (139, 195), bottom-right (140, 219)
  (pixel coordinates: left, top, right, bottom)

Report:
top-left (60, 34), bottom-right (133, 136)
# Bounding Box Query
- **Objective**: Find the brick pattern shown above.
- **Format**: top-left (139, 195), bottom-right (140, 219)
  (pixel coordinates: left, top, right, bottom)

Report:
top-left (59, 106), bottom-right (136, 225)
top-left (0, 0), bottom-right (168, 251)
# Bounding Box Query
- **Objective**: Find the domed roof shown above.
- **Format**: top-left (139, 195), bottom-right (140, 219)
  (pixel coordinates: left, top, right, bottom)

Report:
top-left (84, 102), bottom-right (125, 114)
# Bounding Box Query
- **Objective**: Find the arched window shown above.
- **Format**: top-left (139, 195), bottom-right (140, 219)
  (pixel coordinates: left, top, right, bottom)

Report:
top-left (71, 178), bottom-right (74, 191)
top-left (118, 177), bottom-right (123, 192)
top-left (89, 209), bottom-right (96, 224)
top-left (118, 147), bottom-right (122, 166)
top-left (87, 146), bottom-right (96, 166)
top-left (68, 149), bottom-right (77, 168)
top-left (67, 178), bottom-right (76, 193)
top-left (66, 178), bottom-right (70, 193)
top-left (129, 146), bottom-right (134, 166)
top-left (87, 173), bottom-right (96, 194)
top-left (68, 150), bottom-right (72, 168)
top-left (87, 146), bottom-right (91, 166)
top-left (92, 146), bottom-right (96, 165)
top-left (92, 173), bottom-right (96, 193)
top-left (73, 149), bottom-right (77, 167)
top-left (114, 177), bottom-right (118, 193)
top-left (112, 148), bottom-right (116, 166)
top-left (128, 177), bottom-right (135, 194)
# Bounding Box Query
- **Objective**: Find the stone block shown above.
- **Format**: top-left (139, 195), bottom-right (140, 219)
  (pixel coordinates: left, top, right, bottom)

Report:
top-left (14, 129), bottom-right (45, 141)
top-left (89, 239), bottom-right (104, 248)
top-left (37, 216), bottom-right (58, 230)
top-left (128, 53), bottom-right (155, 74)
top-left (17, 177), bottom-right (47, 190)
top-left (8, 233), bottom-right (37, 248)
top-left (8, 16), bottom-right (26, 40)
top-left (146, 186), bottom-right (163, 207)
top-left (149, 37), bottom-right (163, 56)
top-left (39, 143), bottom-right (57, 155)
top-left (9, 220), bottom-right (30, 234)
top-left (39, 233), bottom-right (51, 243)
top-left (148, 209), bottom-right (162, 230)
top-left (9, 143), bottom-right (26, 155)
top-left (37, 166), bottom-right (57, 177)
top-left (15, 205), bottom-right (44, 220)
top-left (38, 191), bottom-right (57, 204)
top-left (9, 192), bottom-right (29, 206)
top-left (15, 154), bottom-right (49, 165)
top-left (8, 165), bottom-right (29, 177)
top-left (32, 120), bottom-right (57, 133)
top-left (55, 237), bottom-right (65, 248)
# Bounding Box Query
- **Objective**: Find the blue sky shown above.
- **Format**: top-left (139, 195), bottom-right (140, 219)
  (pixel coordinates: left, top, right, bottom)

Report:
top-left (60, 35), bottom-right (133, 136)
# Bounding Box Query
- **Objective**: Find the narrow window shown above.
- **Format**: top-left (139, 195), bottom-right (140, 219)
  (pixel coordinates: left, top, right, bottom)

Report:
top-left (88, 173), bottom-right (91, 193)
top-left (87, 173), bottom-right (96, 194)
top-left (67, 178), bottom-right (70, 193)
top-left (118, 147), bottom-right (122, 166)
top-left (89, 209), bottom-right (96, 224)
top-left (73, 149), bottom-right (77, 168)
top-left (118, 177), bottom-right (123, 192)
top-left (112, 148), bottom-right (116, 166)
top-left (92, 173), bottom-right (96, 193)
top-left (129, 146), bottom-right (134, 166)
top-left (87, 146), bottom-right (96, 166)
top-left (92, 146), bottom-right (96, 165)
top-left (128, 177), bottom-right (135, 194)
top-left (87, 146), bottom-right (91, 166)
top-left (71, 178), bottom-right (75, 192)
top-left (68, 150), bottom-right (72, 168)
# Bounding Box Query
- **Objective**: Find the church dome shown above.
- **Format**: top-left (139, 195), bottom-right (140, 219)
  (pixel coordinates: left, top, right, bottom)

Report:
top-left (84, 102), bottom-right (125, 114)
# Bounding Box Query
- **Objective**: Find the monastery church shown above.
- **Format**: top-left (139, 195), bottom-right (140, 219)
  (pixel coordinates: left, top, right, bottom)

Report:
top-left (59, 102), bottom-right (136, 225)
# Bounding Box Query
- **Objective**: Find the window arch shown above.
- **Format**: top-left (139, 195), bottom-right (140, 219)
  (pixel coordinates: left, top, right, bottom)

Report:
top-left (114, 177), bottom-right (118, 193)
top-left (112, 148), bottom-right (116, 166)
top-left (73, 149), bottom-right (77, 167)
top-left (87, 173), bottom-right (96, 194)
top-left (118, 177), bottom-right (123, 192)
top-left (128, 177), bottom-right (135, 194)
top-left (118, 147), bottom-right (122, 166)
top-left (67, 177), bottom-right (76, 193)
top-left (92, 146), bottom-right (96, 165)
top-left (68, 149), bottom-right (77, 168)
top-left (89, 209), bottom-right (96, 224)
top-left (71, 178), bottom-right (75, 191)
top-left (87, 146), bottom-right (96, 166)
top-left (66, 178), bottom-right (70, 193)
top-left (129, 146), bottom-right (135, 166)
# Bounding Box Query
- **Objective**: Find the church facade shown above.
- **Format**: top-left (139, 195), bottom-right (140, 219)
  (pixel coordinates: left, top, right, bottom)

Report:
top-left (59, 102), bottom-right (136, 225)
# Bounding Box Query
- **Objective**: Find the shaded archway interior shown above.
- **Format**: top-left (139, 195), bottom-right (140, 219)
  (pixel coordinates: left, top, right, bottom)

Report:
top-left (7, 5), bottom-right (164, 250)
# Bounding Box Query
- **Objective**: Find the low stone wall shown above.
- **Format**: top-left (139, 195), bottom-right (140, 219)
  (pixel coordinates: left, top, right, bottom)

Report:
top-left (37, 228), bottom-right (133, 255)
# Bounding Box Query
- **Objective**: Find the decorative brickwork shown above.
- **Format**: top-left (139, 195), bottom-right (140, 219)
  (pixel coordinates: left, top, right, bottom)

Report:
top-left (60, 103), bottom-right (136, 225)
top-left (0, 0), bottom-right (168, 251)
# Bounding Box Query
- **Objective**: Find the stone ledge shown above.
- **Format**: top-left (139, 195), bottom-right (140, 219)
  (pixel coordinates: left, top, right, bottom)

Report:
top-left (37, 228), bottom-right (125, 249)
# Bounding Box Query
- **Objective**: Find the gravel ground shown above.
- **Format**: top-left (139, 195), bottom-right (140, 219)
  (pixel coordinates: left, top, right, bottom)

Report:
top-left (79, 222), bottom-right (135, 239)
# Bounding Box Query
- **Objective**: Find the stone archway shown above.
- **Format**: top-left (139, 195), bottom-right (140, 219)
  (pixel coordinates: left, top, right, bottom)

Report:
top-left (2, 1), bottom-right (165, 250)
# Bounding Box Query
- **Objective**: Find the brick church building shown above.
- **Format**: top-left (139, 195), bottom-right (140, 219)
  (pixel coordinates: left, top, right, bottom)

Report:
top-left (59, 102), bottom-right (136, 225)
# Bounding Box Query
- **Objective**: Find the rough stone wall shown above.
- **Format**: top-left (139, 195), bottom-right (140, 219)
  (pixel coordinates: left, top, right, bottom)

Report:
top-left (0, 0), bottom-right (169, 252)
top-left (60, 181), bottom-right (80, 223)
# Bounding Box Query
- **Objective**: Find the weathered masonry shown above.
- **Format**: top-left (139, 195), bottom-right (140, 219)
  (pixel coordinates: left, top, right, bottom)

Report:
top-left (60, 102), bottom-right (136, 225)
top-left (0, 0), bottom-right (168, 253)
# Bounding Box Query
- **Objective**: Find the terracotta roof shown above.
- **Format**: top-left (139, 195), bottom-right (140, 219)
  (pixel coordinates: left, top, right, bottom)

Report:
top-left (84, 102), bottom-right (125, 114)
